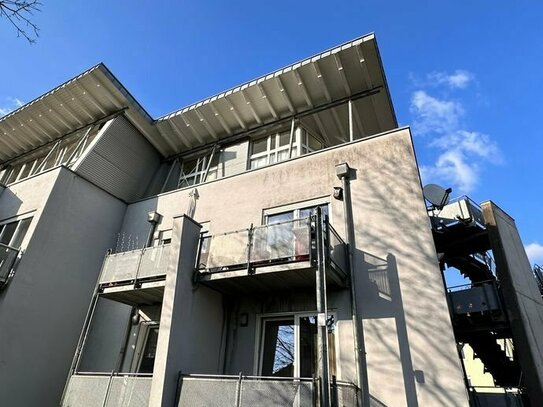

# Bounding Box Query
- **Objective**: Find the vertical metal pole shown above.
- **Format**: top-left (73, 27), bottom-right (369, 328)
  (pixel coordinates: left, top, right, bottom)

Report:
top-left (247, 224), bottom-right (254, 275)
top-left (235, 372), bottom-right (243, 407)
top-left (337, 163), bottom-right (369, 407)
top-left (102, 371), bottom-right (115, 407)
top-left (288, 118), bottom-right (296, 158)
top-left (315, 207), bottom-right (331, 407)
top-left (348, 100), bottom-right (354, 142)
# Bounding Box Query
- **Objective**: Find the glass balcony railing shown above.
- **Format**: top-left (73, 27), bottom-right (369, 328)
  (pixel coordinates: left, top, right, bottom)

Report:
top-left (197, 218), bottom-right (312, 272)
top-left (62, 373), bottom-right (152, 407)
top-left (98, 245), bottom-right (171, 286)
top-left (0, 243), bottom-right (19, 289)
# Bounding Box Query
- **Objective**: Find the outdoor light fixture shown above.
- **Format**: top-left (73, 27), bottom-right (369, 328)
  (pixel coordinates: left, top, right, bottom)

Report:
top-left (147, 211), bottom-right (162, 224)
top-left (240, 313), bottom-right (249, 327)
top-left (335, 162), bottom-right (351, 179)
top-left (333, 186), bottom-right (343, 200)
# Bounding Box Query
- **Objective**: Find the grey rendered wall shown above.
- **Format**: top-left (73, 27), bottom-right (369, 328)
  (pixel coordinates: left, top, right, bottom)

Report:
top-left (0, 168), bottom-right (126, 407)
top-left (75, 115), bottom-right (162, 202)
top-left (120, 128), bottom-right (468, 406)
top-left (482, 201), bottom-right (543, 403)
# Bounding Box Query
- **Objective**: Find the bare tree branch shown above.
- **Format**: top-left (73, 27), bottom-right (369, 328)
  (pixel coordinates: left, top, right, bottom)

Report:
top-left (0, 1), bottom-right (41, 43)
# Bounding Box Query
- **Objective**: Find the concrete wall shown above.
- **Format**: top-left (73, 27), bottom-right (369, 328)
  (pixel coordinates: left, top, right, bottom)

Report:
top-left (0, 168), bottom-right (126, 407)
top-left (119, 128), bottom-right (468, 406)
top-left (482, 201), bottom-right (543, 404)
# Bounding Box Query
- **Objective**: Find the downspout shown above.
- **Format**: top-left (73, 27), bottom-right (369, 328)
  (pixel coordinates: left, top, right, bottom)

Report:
top-left (335, 162), bottom-right (369, 406)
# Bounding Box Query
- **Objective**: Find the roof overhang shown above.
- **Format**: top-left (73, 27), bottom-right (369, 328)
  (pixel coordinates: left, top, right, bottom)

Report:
top-left (0, 64), bottom-right (165, 163)
top-left (155, 32), bottom-right (397, 156)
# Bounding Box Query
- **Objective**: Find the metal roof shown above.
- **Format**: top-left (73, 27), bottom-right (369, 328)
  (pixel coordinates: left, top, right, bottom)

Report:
top-left (156, 33), bottom-right (396, 153)
top-left (0, 33), bottom-right (396, 162)
top-left (0, 64), bottom-right (162, 162)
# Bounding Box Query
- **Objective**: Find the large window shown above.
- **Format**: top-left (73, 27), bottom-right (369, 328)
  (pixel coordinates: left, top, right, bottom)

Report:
top-left (0, 217), bottom-right (32, 248)
top-left (0, 122), bottom-right (104, 185)
top-left (265, 203), bottom-right (329, 225)
top-left (258, 313), bottom-right (336, 378)
top-left (249, 128), bottom-right (324, 170)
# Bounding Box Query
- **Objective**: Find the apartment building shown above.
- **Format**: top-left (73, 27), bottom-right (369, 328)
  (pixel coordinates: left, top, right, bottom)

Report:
top-left (0, 33), bottom-right (541, 407)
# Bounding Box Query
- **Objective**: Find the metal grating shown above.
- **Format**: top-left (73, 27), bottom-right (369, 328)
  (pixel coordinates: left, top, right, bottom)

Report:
top-left (62, 375), bottom-right (152, 407)
top-left (177, 377), bottom-right (238, 407)
top-left (105, 376), bottom-right (152, 407)
top-left (177, 375), bottom-right (315, 407)
top-left (62, 375), bottom-right (110, 407)
top-left (239, 379), bottom-right (314, 406)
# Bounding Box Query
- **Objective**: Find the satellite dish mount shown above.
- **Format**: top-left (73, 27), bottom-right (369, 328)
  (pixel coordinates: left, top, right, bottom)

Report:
top-left (423, 184), bottom-right (452, 211)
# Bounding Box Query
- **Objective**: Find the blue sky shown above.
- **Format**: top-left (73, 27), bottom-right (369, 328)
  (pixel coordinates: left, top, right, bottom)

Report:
top-left (1, 1), bottom-right (542, 265)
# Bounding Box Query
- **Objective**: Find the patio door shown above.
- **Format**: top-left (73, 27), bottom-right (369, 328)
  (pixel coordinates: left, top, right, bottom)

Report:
top-left (258, 314), bottom-right (336, 378)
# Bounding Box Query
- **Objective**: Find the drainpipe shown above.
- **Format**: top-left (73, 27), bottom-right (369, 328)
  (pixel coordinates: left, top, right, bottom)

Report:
top-left (335, 162), bottom-right (369, 406)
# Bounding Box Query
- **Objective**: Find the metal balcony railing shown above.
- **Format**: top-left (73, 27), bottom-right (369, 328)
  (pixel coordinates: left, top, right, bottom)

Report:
top-left (98, 244), bottom-right (171, 286)
top-left (197, 217), bottom-right (349, 278)
top-left (197, 218), bottom-right (312, 272)
top-left (62, 373), bottom-right (152, 407)
top-left (448, 281), bottom-right (502, 315)
top-left (177, 374), bottom-right (314, 407)
top-left (177, 374), bottom-right (359, 407)
top-left (0, 242), bottom-right (19, 289)
top-left (430, 195), bottom-right (485, 230)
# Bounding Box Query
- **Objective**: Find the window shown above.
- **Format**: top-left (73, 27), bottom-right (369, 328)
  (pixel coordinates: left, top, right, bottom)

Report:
top-left (258, 313), bottom-right (336, 378)
top-left (0, 217), bottom-right (32, 248)
top-left (249, 128), bottom-right (325, 170)
top-left (178, 153), bottom-right (220, 188)
top-left (0, 122), bottom-right (103, 185)
top-left (265, 204), bottom-right (329, 225)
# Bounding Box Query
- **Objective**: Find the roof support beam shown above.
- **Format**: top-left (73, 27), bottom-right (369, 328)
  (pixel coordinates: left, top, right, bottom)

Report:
top-left (355, 45), bottom-right (386, 130)
top-left (92, 75), bottom-right (124, 110)
top-left (11, 116), bottom-right (42, 144)
top-left (225, 97), bottom-right (247, 130)
top-left (330, 107), bottom-right (348, 142)
top-left (209, 104), bottom-right (233, 135)
top-left (334, 54), bottom-right (352, 96)
top-left (275, 77), bottom-right (295, 114)
top-left (241, 90), bottom-right (262, 125)
top-left (313, 61), bottom-right (332, 103)
top-left (36, 111), bottom-right (63, 137)
top-left (294, 70), bottom-right (314, 108)
top-left (167, 118), bottom-right (192, 149)
top-left (179, 113), bottom-right (205, 144)
top-left (41, 100), bottom-right (72, 130)
top-left (194, 108), bottom-right (219, 140)
top-left (352, 101), bottom-right (368, 139)
top-left (74, 81), bottom-right (108, 116)
top-left (257, 84), bottom-right (278, 119)
top-left (312, 114), bottom-right (335, 145)
top-left (51, 94), bottom-right (85, 127)
top-left (65, 87), bottom-right (96, 121)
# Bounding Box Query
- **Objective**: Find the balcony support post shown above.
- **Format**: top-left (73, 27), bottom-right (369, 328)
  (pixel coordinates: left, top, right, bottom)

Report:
top-left (315, 207), bottom-right (331, 407)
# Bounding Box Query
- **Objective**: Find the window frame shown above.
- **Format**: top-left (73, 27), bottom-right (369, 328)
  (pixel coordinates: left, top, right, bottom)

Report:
top-left (254, 311), bottom-right (338, 378)
top-left (0, 214), bottom-right (34, 249)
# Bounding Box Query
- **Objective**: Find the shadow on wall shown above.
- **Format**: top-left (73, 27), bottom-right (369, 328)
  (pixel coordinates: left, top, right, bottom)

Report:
top-left (358, 251), bottom-right (420, 407)
top-left (0, 187), bottom-right (23, 220)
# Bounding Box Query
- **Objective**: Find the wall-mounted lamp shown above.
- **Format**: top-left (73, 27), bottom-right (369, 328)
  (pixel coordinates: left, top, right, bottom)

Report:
top-left (147, 211), bottom-right (162, 224)
top-left (240, 312), bottom-right (249, 327)
top-left (333, 186), bottom-right (343, 201)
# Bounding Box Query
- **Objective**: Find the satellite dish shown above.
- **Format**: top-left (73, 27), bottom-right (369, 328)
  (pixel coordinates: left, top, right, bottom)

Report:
top-left (423, 184), bottom-right (452, 209)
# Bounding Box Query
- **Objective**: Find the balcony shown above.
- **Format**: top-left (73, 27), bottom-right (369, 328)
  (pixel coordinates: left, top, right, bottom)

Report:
top-left (98, 244), bottom-right (171, 305)
top-left (177, 374), bottom-right (359, 407)
top-left (0, 243), bottom-right (19, 289)
top-left (195, 217), bottom-right (349, 294)
top-left (430, 196), bottom-right (491, 254)
top-left (62, 373), bottom-right (152, 407)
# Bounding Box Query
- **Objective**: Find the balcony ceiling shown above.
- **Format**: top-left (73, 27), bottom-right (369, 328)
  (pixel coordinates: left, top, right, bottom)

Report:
top-left (0, 33), bottom-right (396, 163)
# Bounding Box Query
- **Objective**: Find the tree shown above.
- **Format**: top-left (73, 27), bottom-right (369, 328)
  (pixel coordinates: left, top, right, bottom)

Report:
top-left (0, 1), bottom-right (41, 43)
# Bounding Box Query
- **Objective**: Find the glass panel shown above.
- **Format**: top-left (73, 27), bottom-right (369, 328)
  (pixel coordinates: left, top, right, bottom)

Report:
top-left (267, 211), bottom-right (294, 224)
top-left (261, 319), bottom-right (295, 377)
top-left (139, 326), bottom-right (159, 373)
top-left (250, 156), bottom-right (268, 169)
top-left (9, 218), bottom-right (32, 248)
top-left (0, 222), bottom-right (17, 246)
top-left (279, 132), bottom-right (290, 147)
top-left (252, 137), bottom-right (268, 154)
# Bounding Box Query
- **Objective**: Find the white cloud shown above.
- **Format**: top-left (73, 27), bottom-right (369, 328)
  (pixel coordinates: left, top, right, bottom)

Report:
top-left (410, 90), bottom-right (464, 135)
top-left (410, 84), bottom-right (501, 194)
top-left (525, 242), bottom-right (543, 265)
top-left (0, 97), bottom-right (24, 117)
top-left (427, 70), bottom-right (474, 89)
